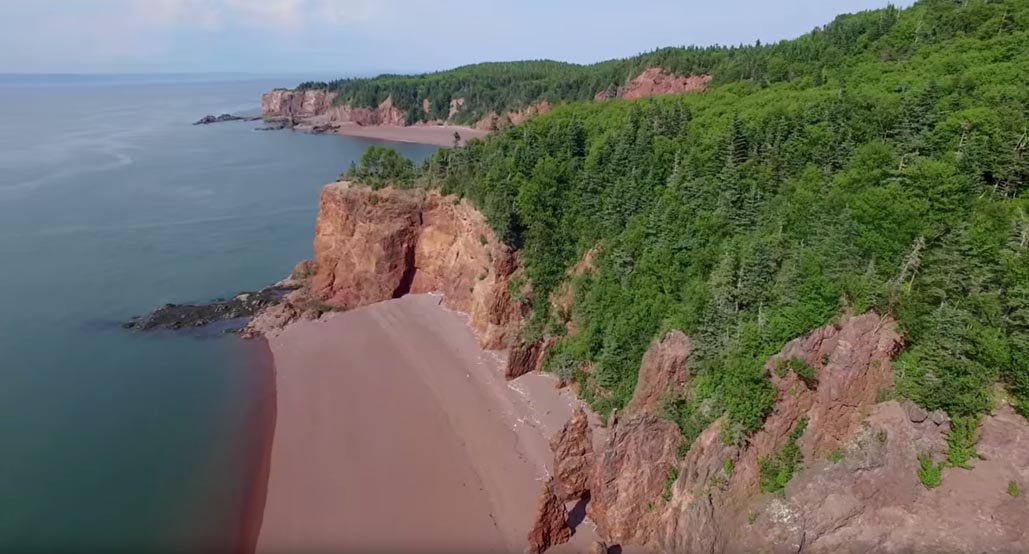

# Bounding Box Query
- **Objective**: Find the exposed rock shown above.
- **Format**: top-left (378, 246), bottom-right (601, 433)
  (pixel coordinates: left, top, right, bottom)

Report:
top-left (475, 101), bottom-right (551, 131)
top-left (193, 113), bottom-right (257, 125)
top-left (725, 401), bottom-right (1028, 554)
top-left (595, 68), bottom-right (712, 101)
top-left (589, 414), bottom-right (682, 546)
top-left (650, 312), bottom-right (1029, 554)
top-left (586, 541), bottom-right (608, 554)
top-left (625, 331), bottom-right (691, 417)
top-left (507, 340), bottom-right (546, 379)
top-left (241, 287), bottom-right (324, 339)
top-left (123, 284), bottom-right (297, 333)
top-left (528, 478), bottom-right (572, 554)
top-left (552, 407), bottom-right (595, 502)
top-left (249, 182), bottom-right (522, 348)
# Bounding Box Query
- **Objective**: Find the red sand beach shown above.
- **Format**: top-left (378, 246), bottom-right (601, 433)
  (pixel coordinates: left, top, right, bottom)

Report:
top-left (292, 117), bottom-right (490, 147)
top-left (255, 294), bottom-right (603, 553)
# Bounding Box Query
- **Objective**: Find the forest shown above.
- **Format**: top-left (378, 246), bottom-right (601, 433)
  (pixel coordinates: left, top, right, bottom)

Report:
top-left (296, 2), bottom-right (974, 126)
top-left (351, 0), bottom-right (1028, 451)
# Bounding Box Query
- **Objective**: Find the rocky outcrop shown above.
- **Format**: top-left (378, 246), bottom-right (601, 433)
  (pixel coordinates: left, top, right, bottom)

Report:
top-left (261, 89), bottom-right (337, 120)
top-left (261, 89), bottom-right (408, 127)
top-left (250, 182), bottom-right (522, 348)
top-left (505, 339), bottom-right (554, 380)
top-left (527, 478), bottom-right (572, 554)
top-left (552, 407), bottom-right (595, 502)
top-left (539, 310), bottom-right (1029, 554)
top-left (625, 331), bottom-right (691, 417)
top-left (193, 113), bottom-right (258, 125)
top-left (595, 68), bottom-right (712, 101)
top-left (590, 413), bottom-right (683, 546)
top-left (475, 101), bottom-right (551, 131)
top-left (125, 284), bottom-right (298, 333)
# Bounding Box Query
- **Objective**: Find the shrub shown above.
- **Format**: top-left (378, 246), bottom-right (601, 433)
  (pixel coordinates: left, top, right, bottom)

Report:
top-left (946, 415), bottom-right (980, 469)
top-left (1008, 481), bottom-right (1020, 498)
top-left (662, 466), bottom-right (680, 501)
top-left (827, 449), bottom-right (844, 464)
top-left (346, 146), bottom-right (415, 189)
top-left (917, 453), bottom-right (943, 488)
top-left (758, 418), bottom-right (808, 493)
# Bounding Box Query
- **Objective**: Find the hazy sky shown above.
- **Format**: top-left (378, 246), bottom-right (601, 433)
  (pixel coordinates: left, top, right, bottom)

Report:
top-left (4, 1), bottom-right (914, 76)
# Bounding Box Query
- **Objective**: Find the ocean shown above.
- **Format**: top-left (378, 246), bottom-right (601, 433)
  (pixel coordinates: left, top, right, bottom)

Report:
top-left (0, 75), bottom-right (438, 552)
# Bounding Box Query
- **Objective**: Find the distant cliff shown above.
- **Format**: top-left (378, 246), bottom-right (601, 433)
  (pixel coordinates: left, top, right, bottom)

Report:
top-left (261, 66), bottom-right (710, 131)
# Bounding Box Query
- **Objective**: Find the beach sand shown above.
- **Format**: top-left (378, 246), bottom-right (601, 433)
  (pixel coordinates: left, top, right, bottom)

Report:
top-left (255, 294), bottom-right (604, 553)
top-left (293, 118), bottom-right (490, 147)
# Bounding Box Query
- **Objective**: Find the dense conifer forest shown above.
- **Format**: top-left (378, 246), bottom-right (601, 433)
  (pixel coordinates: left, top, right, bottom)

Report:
top-left (349, 0), bottom-right (1029, 448)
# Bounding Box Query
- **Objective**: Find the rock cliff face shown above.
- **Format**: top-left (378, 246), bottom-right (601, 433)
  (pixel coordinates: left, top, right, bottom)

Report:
top-left (262, 67), bottom-right (709, 133)
top-left (261, 89), bottom-right (408, 127)
top-left (249, 182), bottom-right (522, 349)
top-left (527, 478), bottom-right (572, 554)
top-left (596, 68), bottom-right (712, 101)
top-left (546, 312), bottom-right (1029, 554)
top-left (474, 101), bottom-right (552, 131)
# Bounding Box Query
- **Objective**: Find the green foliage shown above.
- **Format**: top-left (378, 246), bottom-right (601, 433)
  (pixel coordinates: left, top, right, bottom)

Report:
top-left (337, 0), bottom-right (1029, 439)
top-left (778, 358), bottom-right (819, 389)
top-left (662, 466), bottom-right (680, 501)
top-left (917, 453), bottom-right (944, 489)
top-left (946, 415), bottom-right (981, 468)
top-left (1009, 481), bottom-right (1020, 497)
top-left (758, 418), bottom-right (808, 493)
top-left (723, 458), bottom-right (734, 476)
top-left (828, 449), bottom-right (844, 464)
top-left (345, 146), bottom-right (415, 189)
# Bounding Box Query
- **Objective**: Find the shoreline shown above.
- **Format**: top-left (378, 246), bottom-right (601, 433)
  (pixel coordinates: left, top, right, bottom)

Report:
top-left (289, 119), bottom-right (491, 147)
top-left (253, 294), bottom-right (604, 552)
top-left (328, 122), bottom-right (490, 146)
top-left (238, 337), bottom-right (277, 554)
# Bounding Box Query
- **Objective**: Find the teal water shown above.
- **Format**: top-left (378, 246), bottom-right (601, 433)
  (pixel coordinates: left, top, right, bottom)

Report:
top-left (0, 75), bottom-right (437, 552)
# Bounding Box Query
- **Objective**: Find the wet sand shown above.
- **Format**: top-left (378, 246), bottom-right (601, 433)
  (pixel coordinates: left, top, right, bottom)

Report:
top-left (256, 294), bottom-right (600, 553)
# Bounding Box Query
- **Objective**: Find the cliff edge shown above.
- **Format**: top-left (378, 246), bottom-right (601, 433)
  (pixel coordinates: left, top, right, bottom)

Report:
top-left (247, 182), bottom-right (523, 349)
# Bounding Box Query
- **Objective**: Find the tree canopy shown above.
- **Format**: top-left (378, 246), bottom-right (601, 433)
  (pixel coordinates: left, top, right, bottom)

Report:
top-left (353, 0), bottom-right (1029, 443)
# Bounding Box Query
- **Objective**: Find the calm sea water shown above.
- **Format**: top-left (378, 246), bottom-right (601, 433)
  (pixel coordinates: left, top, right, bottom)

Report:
top-left (0, 75), bottom-right (437, 552)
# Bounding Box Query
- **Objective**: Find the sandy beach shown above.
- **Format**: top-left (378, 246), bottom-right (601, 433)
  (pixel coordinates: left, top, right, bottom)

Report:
top-left (293, 119), bottom-right (490, 147)
top-left (255, 294), bottom-right (601, 553)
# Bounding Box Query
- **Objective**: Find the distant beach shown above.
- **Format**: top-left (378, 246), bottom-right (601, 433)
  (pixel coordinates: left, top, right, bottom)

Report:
top-left (297, 120), bottom-right (490, 147)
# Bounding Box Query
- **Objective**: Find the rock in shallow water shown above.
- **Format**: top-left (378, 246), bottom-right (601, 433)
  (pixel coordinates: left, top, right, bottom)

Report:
top-left (123, 284), bottom-right (296, 333)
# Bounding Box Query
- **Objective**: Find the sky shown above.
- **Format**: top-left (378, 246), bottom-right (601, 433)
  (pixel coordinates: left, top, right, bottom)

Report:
top-left (2, 0), bottom-right (915, 76)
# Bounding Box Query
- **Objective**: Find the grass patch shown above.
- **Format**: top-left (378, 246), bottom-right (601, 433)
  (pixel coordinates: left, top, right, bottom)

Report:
top-left (827, 448), bottom-right (843, 464)
top-left (758, 417), bottom-right (808, 493)
top-left (1008, 481), bottom-right (1019, 498)
top-left (662, 466), bottom-right (680, 501)
top-left (917, 453), bottom-right (943, 489)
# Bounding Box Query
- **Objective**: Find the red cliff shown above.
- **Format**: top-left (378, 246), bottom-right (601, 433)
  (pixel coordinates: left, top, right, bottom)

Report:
top-left (248, 182), bottom-right (523, 349)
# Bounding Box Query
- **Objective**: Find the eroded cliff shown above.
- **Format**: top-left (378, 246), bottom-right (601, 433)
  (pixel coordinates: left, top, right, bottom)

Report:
top-left (248, 182), bottom-right (522, 349)
top-left (262, 67), bottom-right (709, 133)
top-left (543, 313), bottom-right (1029, 554)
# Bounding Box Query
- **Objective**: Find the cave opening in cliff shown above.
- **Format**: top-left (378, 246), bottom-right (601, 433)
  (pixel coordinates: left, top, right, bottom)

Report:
top-left (392, 246), bottom-right (417, 299)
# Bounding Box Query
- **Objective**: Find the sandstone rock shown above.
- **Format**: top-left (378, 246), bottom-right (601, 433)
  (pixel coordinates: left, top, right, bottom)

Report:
top-left (475, 101), bottom-right (551, 131)
top-left (589, 414), bottom-right (682, 546)
top-left (653, 312), bottom-right (1029, 554)
top-left (595, 68), bottom-right (711, 101)
top-left (507, 341), bottom-right (546, 380)
top-left (528, 478), bottom-right (572, 554)
top-left (625, 331), bottom-right (691, 417)
top-left (552, 407), bottom-right (594, 501)
top-left (261, 182), bottom-right (521, 348)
